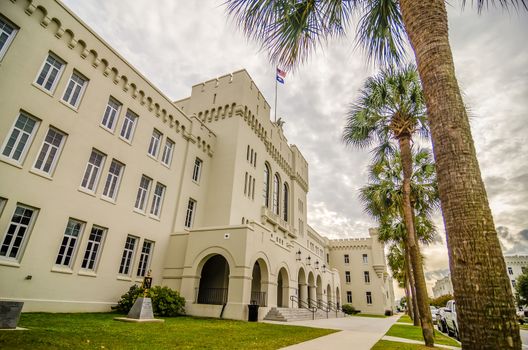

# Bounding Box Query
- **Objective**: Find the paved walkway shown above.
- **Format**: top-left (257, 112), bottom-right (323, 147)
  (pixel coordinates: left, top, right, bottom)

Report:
top-left (264, 315), bottom-right (400, 350)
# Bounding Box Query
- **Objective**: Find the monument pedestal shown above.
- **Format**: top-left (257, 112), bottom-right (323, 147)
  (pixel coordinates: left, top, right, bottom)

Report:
top-left (114, 297), bottom-right (164, 323)
top-left (0, 301), bottom-right (24, 329)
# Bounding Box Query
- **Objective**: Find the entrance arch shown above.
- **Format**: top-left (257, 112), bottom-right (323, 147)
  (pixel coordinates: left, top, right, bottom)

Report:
top-left (326, 284), bottom-right (332, 304)
top-left (316, 275), bottom-right (323, 305)
top-left (251, 259), bottom-right (269, 306)
top-left (307, 271), bottom-right (316, 307)
top-left (277, 267), bottom-right (290, 307)
top-left (336, 286), bottom-right (341, 309)
top-left (197, 254), bottom-right (229, 305)
top-left (297, 268), bottom-right (307, 307)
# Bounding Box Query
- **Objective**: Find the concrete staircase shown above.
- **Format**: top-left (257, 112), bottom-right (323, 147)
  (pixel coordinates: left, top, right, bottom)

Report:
top-left (264, 307), bottom-right (345, 322)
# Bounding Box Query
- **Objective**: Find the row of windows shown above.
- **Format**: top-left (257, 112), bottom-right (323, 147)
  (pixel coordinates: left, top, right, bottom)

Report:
top-left (0, 202), bottom-right (154, 278)
top-left (346, 291), bottom-right (373, 305)
top-left (344, 271), bottom-right (371, 284)
top-left (244, 172), bottom-right (256, 199)
top-left (246, 145), bottom-right (257, 168)
top-left (263, 164), bottom-right (289, 221)
top-left (344, 254), bottom-right (368, 265)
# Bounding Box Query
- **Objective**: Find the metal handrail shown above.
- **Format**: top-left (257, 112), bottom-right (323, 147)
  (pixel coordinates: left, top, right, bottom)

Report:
top-left (308, 298), bottom-right (330, 318)
top-left (327, 300), bottom-right (340, 317)
top-left (290, 295), bottom-right (317, 319)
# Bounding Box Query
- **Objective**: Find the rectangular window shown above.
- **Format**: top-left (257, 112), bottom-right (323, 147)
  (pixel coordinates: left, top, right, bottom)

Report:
top-left (298, 219), bottom-right (303, 235)
top-left (101, 97), bottom-right (121, 131)
top-left (346, 291), bottom-right (352, 303)
top-left (508, 267), bottom-right (514, 275)
top-left (120, 110), bottom-right (138, 142)
top-left (62, 72), bottom-right (88, 108)
top-left (512, 280), bottom-right (517, 288)
top-left (244, 172), bottom-right (248, 195)
top-left (80, 149), bottom-right (105, 192)
top-left (118, 235), bottom-right (137, 275)
top-left (135, 175), bottom-right (152, 211)
top-left (364, 271), bottom-right (370, 284)
top-left (147, 129), bottom-right (162, 158)
top-left (192, 158), bottom-right (202, 182)
top-left (184, 198), bottom-right (196, 228)
top-left (362, 254), bottom-right (368, 264)
top-left (345, 271), bottom-right (351, 283)
top-left (161, 139), bottom-right (174, 166)
top-left (150, 183), bottom-right (165, 217)
top-left (0, 16), bottom-right (18, 60)
top-left (33, 127), bottom-right (66, 175)
top-left (0, 205), bottom-right (37, 260)
top-left (137, 240), bottom-right (154, 277)
top-left (344, 254), bottom-right (349, 264)
top-left (1, 113), bottom-right (39, 164)
top-left (366, 292), bottom-right (372, 305)
top-left (55, 218), bottom-right (84, 267)
top-left (35, 53), bottom-right (64, 92)
top-left (102, 159), bottom-right (124, 201)
top-left (81, 226), bottom-right (106, 271)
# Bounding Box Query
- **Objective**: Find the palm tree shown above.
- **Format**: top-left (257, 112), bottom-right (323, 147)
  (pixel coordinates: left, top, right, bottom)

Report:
top-left (225, 1), bottom-right (524, 347)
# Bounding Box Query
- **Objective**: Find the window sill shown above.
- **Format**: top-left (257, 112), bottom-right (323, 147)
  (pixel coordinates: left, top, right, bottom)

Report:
top-left (118, 136), bottom-right (133, 145)
top-left (101, 196), bottom-right (117, 205)
top-left (133, 208), bottom-right (147, 216)
top-left (51, 266), bottom-right (74, 274)
top-left (0, 259), bottom-right (21, 268)
top-left (78, 187), bottom-right (97, 197)
top-left (192, 179), bottom-right (200, 185)
top-left (29, 169), bottom-right (53, 181)
top-left (0, 157), bottom-right (23, 169)
top-left (78, 270), bottom-right (97, 278)
top-left (99, 124), bottom-right (116, 135)
top-left (148, 214), bottom-right (160, 221)
top-left (31, 82), bottom-right (56, 97)
top-left (117, 275), bottom-right (132, 282)
top-left (59, 99), bottom-right (80, 113)
top-left (161, 162), bottom-right (171, 169)
top-left (147, 154), bottom-right (159, 162)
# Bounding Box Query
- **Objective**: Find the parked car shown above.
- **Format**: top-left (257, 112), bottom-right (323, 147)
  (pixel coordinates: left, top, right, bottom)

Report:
top-left (517, 308), bottom-right (528, 324)
top-left (436, 307), bottom-right (448, 333)
top-left (444, 300), bottom-right (459, 340)
top-left (430, 305), bottom-right (438, 324)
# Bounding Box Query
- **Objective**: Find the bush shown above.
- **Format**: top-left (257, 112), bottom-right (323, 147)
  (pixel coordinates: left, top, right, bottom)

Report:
top-left (385, 309), bottom-right (393, 316)
top-left (342, 304), bottom-right (360, 315)
top-left (113, 285), bottom-right (185, 316)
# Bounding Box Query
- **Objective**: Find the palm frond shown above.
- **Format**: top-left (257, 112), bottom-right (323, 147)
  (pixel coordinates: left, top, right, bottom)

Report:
top-left (462, 0), bottom-right (528, 13)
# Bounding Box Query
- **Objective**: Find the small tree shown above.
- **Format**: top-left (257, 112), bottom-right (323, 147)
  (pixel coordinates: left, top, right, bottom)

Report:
top-left (516, 271), bottom-right (528, 307)
top-left (430, 294), bottom-right (453, 308)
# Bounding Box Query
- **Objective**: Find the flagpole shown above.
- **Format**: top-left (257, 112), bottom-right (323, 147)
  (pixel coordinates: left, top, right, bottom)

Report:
top-left (274, 68), bottom-right (278, 122)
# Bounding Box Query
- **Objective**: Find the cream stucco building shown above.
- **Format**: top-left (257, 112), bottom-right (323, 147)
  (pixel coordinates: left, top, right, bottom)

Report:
top-left (0, 0), bottom-right (394, 320)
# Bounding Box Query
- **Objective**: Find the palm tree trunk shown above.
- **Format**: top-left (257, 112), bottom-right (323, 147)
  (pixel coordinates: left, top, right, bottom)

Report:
top-left (398, 135), bottom-right (434, 346)
top-left (405, 243), bottom-right (420, 325)
top-left (404, 279), bottom-right (413, 319)
top-left (399, 1), bottom-right (521, 348)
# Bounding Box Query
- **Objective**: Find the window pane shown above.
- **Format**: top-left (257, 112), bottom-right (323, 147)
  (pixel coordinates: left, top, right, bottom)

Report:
top-left (0, 205), bottom-right (35, 260)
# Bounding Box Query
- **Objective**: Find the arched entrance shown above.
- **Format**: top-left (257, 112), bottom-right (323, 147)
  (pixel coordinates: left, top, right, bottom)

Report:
top-left (277, 267), bottom-right (289, 307)
top-left (251, 259), bottom-right (269, 306)
top-left (297, 268), bottom-right (307, 307)
top-left (197, 254), bottom-right (229, 305)
top-left (336, 286), bottom-right (341, 309)
top-left (316, 275), bottom-right (323, 306)
top-left (326, 284), bottom-right (332, 304)
top-left (307, 271), bottom-right (315, 308)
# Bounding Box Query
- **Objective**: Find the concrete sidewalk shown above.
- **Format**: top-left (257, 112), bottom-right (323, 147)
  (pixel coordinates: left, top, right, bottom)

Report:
top-left (264, 315), bottom-right (399, 350)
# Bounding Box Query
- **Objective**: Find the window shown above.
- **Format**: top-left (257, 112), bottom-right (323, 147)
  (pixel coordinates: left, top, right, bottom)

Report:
top-left (0, 16), bottom-right (18, 60)
top-left (345, 271), bottom-right (351, 283)
top-left (508, 267), bottom-right (514, 275)
top-left (118, 235), bottom-right (137, 275)
top-left (184, 198), bottom-right (196, 228)
top-left (137, 240), bottom-right (154, 277)
top-left (366, 292), bottom-right (372, 305)
top-left (244, 172), bottom-right (248, 196)
top-left (81, 226), bottom-right (106, 271)
top-left (0, 205), bottom-right (37, 260)
top-left (120, 110), bottom-right (138, 142)
top-left (62, 72), bottom-right (88, 108)
top-left (134, 175), bottom-right (152, 211)
top-left (150, 183), bottom-right (165, 217)
top-left (512, 280), bottom-right (517, 288)
top-left (298, 219), bottom-right (304, 235)
top-left (364, 271), bottom-right (370, 284)
top-left (161, 139), bottom-right (174, 166)
top-left (362, 254), bottom-right (368, 264)
top-left (192, 158), bottom-right (203, 182)
top-left (33, 127), bottom-right (66, 175)
top-left (2, 113), bottom-right (39, 164)
top-left (263, 163), bottom-right (270, 207)
top-left (272, 173), bottom-right (280, 215)
top-left (101, 97), bottom-right (121, 131)
top-left (252, 177), bottom-right (256, 200)
top-left (344, 254), bottom-right (349, 264)
top-left (283, 183), bottom-right (289, 221)
top-left (55, 219), bottom-right (84, 267)
top-left (80, 149), bottom-right (105, 192)
top-left (148, 129), bottom-right (162, 158)
top-left (346, 291), bottom-right (352, 303)
top-left (102, 159), bottom-right (124, 201)
top-left (35, 53), bottom-right (64, 92)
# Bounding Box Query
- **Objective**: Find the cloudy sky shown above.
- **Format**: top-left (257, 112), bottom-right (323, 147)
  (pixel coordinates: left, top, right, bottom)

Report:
top-left (61, 0), bottom-right (527, 296)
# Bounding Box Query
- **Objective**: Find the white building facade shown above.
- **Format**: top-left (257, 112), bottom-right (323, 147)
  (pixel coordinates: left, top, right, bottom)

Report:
top-left (0, 0), bottom-right (394, 320)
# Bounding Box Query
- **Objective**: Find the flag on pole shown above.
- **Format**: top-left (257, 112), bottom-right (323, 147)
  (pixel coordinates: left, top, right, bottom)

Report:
top-left (276, 68), bottom-right (286, 84)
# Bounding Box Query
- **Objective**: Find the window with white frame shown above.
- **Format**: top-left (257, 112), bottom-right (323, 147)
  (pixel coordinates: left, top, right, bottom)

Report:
top-left (345, 271), bottom-right (351, 283)
top-left (100, 97), bottom-right (121, 131)
top-left (283, 182), bottom-right (289, 221)
top-left (137, 240), bottom-right (154, 277)
top-left (55, 218), bottom-right (84, 267)
top-left (0, 16), bottom-right (18, 60)
top-left (346, 291), bottom-right (352, 303)
top-left (33, 127), bottom-right (66, 175)
top-left (80, 149), bottom-right (105, 192)
top-left (102, 159), bottom-right (124, 201)
top-left (192, 158), bottom-right (202, 182)
top-left (161, 138), bottom-right (174, 166)
top-left (508, 267), bottom-right (514, 275)
top-left (150, 183), bottom-right (165, 217)
top-left (0, 204), bottom-right (37, 260)
top-left (1, 113), bottom-right (39, 164)
top-left (364, 271), bottom-right (370, 284)
top-left (184, 198), bottom-right (196, 228)
top-left (366, 291), bottom-right (372, 305)
top-left (272, 173), bottom-right (280, 215)
top-left (0, 198), bottom-right (6, 217)
top-left (118, 235), bottom-right (137, 275)
top-left (147, 129), bottom-right (162, 158)
top-left (119, 110), bottom-right (138, 142)
top-left (135, 175), bottom-right (152, 211)
top-left (62, 72), bottom-right (88, 108)
top-left (344, 254), bottom-right (349, 264)
top-left (35, 53), bottom-right (64, 92)
top-left (263, 163), bottom-right (270, 207)
top-left (81, 225), bottom-right (106, 271)
top-left (362, 253), bottom-right (368, 264)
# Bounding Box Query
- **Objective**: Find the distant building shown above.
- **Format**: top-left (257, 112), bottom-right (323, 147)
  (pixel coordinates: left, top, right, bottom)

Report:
top-left (432, 275), bottom-right (454, 298)
top-left (504, 254), bottom-right (528, 292)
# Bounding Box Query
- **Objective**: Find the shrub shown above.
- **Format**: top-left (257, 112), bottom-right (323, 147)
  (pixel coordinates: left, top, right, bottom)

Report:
top-left (113, 285), bottom-right (185, 316)
top-left (384, 309), bottom-right (393, 316)
top-left (342, 304), bottom-right (359, 315)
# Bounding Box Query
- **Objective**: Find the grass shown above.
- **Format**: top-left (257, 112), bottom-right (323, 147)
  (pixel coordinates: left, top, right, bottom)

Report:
top-left (398, 315), bottom-right (413, 324)
top-left (385, 324), bottom-right (459, 347)
top-left (520, 324), bottom-right (528, 330)
top-left (372, 340), bottom-right (448, 349)
top-left (350, 313), bottom-right (388, 318)
top-left (0, 313), bottom-right (337, 350)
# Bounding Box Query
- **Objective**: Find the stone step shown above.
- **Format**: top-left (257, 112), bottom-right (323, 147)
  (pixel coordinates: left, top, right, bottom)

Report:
top-left (264, 307), bottom-right (345, 322)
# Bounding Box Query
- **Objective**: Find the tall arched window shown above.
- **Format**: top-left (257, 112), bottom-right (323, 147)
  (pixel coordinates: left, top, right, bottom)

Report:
top-left (273, 173), bottom-right (280, 215)
top-left (283, 182), bottom-right (289, 221)
top-left (263, 163), bottom-right (270, 207)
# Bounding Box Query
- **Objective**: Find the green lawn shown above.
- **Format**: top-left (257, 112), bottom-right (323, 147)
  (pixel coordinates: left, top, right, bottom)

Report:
top-left (372, 340), bottom-right (447, 349)
top-left (0, 313), bottom-right (337, 350)
top-left (520, 324), bottom-right (528, 330)
top-left (350, 313), bottom-right (388, 318)
top-left (398, 314), bottom-right (413, 324)
top-left (385, 324), bottom-right (459, 347)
